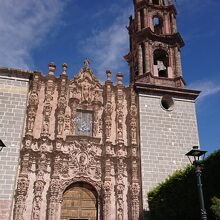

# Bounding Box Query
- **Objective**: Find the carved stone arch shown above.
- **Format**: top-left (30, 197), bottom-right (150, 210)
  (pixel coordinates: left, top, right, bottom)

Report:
top-left (59, 177), bottom-right (102, 200)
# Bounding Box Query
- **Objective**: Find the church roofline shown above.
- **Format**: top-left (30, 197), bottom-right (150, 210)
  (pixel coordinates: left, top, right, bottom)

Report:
top-left (0, 67), bottom-right (34, 81)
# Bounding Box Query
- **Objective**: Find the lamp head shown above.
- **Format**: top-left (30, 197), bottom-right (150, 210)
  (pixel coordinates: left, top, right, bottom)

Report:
top-left (185, 146), bottom-right (207, 165)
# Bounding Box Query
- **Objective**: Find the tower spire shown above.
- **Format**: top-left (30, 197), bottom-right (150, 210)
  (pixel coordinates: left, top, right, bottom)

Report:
top-left (126, 0), bottom-right (185, 88)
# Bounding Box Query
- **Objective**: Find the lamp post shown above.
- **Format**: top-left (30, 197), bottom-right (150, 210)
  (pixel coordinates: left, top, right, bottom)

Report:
top-left (0, 139), bottom-right (6, 152)
top-left (186, 146), bottom-right (208, 220)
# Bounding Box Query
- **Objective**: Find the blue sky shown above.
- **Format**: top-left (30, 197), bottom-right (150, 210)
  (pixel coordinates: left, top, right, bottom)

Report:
top-left (0, 0), bottom-right (219, 154)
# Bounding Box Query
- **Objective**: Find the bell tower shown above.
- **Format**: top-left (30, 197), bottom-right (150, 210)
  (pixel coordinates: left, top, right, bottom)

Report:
top-left (126, 0), bottom-right (201, 214)
top-left (125, 0), bottom-right (185, 87)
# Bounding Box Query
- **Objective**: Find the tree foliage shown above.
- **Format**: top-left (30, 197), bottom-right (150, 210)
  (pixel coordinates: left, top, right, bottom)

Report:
top-left (148, 150), bottom-right (220, 220)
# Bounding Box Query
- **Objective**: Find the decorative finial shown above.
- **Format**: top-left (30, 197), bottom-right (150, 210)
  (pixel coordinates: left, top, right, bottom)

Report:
top-left (116, 72), bottom-right (124, 85)
top-left (48, 62), bottom-right (56, 75)
top-left (62, 63), bottom-right (68, 75)
top-left (106, 70), bottom-right (112, 81)
top-left (168, 0), bottom-right (173, 5)
top-left (84, 58), bottom-right (90, 69)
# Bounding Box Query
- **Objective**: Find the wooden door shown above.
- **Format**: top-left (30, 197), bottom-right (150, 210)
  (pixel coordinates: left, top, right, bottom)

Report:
top-left (60, 182), bottom-right (97, 220)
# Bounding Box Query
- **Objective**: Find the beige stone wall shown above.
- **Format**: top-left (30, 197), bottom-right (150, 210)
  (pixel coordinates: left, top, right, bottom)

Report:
top-left (139, 93), bottom-right (199, 209)
top-left (0, 74), bottom-right (29, 220)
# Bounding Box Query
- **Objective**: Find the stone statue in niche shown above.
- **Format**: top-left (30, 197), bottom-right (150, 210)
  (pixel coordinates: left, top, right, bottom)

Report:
top-left (29, 92), bottom-right (39, 106)
top-left (57, 115), bottom-right (64, 135)
top-left (43, 104), bottom-right (52, 117)
top-left (82, 79), bottom-right (91, 102)
top-left (42, 120), bottom-right (49, 134)
top-left (58, 96), bottom-right (66, 109)
top-left (27, 107), bottom-right (36, 132)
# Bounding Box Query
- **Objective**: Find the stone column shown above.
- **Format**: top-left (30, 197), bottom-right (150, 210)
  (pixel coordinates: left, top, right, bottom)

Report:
top-left (137, 11), bottom-right (141, 31)
top-left (175, 47), bottom-right (183, 77)
top-left (138, 45), bottom-right (143, 76)
top-left (144, 8), bottom-right (148, 28)
top-left (13, 153), bottom-right (30, 220)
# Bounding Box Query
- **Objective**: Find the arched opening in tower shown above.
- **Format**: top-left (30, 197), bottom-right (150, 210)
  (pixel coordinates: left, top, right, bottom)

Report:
top-left (152, 0), bottom-right (160, 5)
top-left (153, 16), bottom-right (163, 35)
top-left (153, 49), bottom-right (169, 78)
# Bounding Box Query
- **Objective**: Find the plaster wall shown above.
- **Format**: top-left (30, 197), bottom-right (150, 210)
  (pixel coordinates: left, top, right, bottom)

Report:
top-left (139, 93), bottom-right (200, 209)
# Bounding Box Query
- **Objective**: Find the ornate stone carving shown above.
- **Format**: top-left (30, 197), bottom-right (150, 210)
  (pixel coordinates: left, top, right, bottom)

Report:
top-left (14, 177), bottom-right (29, 220)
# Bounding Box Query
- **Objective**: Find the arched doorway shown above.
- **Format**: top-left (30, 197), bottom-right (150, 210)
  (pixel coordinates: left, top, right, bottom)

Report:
top-left (60, 182), bottom-right (98, 220)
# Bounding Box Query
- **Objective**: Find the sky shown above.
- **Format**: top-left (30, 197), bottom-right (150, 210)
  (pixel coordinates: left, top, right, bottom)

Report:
top-left (0, 0), bottom-right (219, 154)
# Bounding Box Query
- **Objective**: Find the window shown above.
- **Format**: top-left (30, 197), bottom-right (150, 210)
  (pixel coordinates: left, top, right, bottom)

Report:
top-left (75, 110), bottom-right (93, 136)
top-left (154, 49), bottom-right (169, 77)
top-left (152, 0), bottom-right (160, 5)
top-left (140, 9), bottom-right (145, 29)
top-left (153, 16), bottom-right (163, 35)
top-left (161, 95), bottom-right (174, 111)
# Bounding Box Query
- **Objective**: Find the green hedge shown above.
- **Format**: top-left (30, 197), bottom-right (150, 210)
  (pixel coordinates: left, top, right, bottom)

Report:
top-left (148, 150), bottom-right (220, 220)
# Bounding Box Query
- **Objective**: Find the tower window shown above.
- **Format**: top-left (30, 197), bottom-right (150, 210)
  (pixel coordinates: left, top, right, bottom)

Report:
top-left (140, 9), bottom-right (145, 29)
top-left (153, 16), bottom-right (163, 35)
top-left (141, 43), bottom-right (146, 74)
top-left (154, 49), bottom-right (169, 78)
top-left (152, 0), bottom-right (160, 5)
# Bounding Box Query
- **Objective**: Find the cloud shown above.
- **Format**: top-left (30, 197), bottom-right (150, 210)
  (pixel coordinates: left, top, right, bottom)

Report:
top-left (0, 0), bottom-right (67, 70)
top-left (81, 5), bottom-right (132, 80)
top-left (188, 80), bottom-right (220, 101)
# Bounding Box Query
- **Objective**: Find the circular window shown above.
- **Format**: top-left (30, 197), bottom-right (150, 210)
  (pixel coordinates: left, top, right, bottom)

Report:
top-left (161, 95), bottom-right (174, 111)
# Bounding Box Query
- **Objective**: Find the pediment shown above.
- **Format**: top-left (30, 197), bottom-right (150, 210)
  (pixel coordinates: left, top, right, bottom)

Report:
top-left (69, 67), bottom-right (103, 105)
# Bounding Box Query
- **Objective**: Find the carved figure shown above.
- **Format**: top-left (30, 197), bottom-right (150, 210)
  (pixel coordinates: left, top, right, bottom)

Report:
top-left (82, 79), bottom-right (91, 102)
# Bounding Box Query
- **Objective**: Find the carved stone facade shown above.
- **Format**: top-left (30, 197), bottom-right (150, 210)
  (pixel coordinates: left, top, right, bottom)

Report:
top-left (13, 62), bottom-right (141, 220)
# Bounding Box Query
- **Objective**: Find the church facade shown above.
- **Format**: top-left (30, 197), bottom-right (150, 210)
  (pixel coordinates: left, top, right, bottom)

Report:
top-left (0, 0), bottom-right (200, 219)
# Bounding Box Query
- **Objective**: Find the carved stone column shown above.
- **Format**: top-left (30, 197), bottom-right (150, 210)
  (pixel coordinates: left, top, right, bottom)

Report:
top-left (31, 171), bottom-right (46, 220)
top-left (56, 69), bottom-right (68, 138)
top-left (104, 70), bottom-right (113, 142)
top-left (41, 63), bottom-right (56, 137)
top-left (116, 73), bottom-right (124, 143)
top-left (26, 73), bottom-right (40, 135)
top-left (174, 47), bottom-right (183, 77)
top-left (138, 45), bottom-right (143, 76)
top-left (129, 88), bottom-right (140, 220)
top-left (14, 154), bottom-right (30, 220)
top-left (103, 157), bottom-right (112, 220)
top-left (48, 177), bottom-right (60, 220)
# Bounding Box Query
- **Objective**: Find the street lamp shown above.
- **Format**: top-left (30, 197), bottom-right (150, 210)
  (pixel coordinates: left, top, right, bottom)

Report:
top-left (186, 146), bottom-right (208, 220)
top-left (0, 139), bottom-right (6, 152)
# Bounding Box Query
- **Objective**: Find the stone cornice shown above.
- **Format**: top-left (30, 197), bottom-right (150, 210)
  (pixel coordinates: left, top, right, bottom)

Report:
top-left (135, 82), bottom-right (200, 100)
top-left (0, 67), bottom-right (33, 80)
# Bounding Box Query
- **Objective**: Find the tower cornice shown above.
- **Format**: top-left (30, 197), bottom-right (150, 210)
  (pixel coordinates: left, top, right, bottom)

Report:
top-left (136, 28), bottom-right (185, 48)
